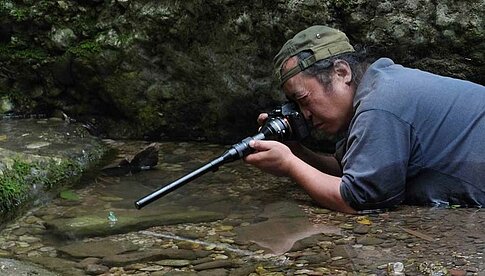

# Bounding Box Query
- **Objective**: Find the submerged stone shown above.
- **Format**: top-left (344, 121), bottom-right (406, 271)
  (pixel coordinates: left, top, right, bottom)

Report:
top-left (0, 258), bottom-right (58, 276)
top-left (57, 240), bottom-right (139, 258)
top-left (101, 248), bottom-right (200, 267)
top-left (45, 209), bottom-right (225, 238)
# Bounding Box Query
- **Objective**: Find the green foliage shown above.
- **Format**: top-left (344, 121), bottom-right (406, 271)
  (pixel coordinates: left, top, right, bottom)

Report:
top-left (0, 159), bottom-right (32, 212)
top-left (68, 40), bottom-right (102, 58)
top-left (9, 7), bottom-right (28, 21)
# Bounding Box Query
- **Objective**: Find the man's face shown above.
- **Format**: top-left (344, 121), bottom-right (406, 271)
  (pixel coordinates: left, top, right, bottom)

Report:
top-left (281, 57), bottom-right (355, 135)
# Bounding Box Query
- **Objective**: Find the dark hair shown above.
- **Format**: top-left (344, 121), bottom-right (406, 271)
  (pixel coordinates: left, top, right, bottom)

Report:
top-left (296, 46), bottom-right (369, 88)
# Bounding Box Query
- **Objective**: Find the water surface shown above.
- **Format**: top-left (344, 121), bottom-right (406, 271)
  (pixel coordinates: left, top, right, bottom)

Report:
top-left (1, 140), bottom-right (484, 275)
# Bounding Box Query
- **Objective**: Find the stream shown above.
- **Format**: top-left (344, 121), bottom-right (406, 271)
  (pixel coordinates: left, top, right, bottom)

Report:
top-left (0, 140), bottom-right (484, 275)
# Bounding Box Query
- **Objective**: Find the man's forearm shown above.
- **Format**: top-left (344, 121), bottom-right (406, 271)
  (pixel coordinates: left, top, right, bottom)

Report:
top-left (286, 156), bottom-right (355, 213)
top-left (288, 143), bottom-right (342, 176)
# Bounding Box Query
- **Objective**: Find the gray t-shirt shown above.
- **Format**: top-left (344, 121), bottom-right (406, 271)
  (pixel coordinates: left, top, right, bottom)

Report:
top-left (339, 58), bottom-right (485, 210)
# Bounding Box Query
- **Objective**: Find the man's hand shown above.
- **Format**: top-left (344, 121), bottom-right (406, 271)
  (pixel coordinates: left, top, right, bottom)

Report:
top-left (243, 140), bottom-right (297, 177)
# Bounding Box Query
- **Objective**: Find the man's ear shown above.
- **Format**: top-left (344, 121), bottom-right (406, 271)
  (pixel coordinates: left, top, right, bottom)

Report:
top-left (332, 60), bottom-right (352, 84)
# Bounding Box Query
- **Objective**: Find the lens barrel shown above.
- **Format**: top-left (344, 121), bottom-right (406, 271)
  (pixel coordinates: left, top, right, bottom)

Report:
top-left (260, 117), bottom-right (291, 141)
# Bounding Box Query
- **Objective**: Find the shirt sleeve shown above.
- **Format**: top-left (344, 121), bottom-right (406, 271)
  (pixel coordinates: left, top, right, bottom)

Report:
top-left (340, 109), bottom-right (413, 210)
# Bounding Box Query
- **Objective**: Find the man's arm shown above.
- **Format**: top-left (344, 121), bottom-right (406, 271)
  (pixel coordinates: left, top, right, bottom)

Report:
top-left (287, 142), bottom-right (342, 177)
top-left (244, 140), bottom-right (355, 213)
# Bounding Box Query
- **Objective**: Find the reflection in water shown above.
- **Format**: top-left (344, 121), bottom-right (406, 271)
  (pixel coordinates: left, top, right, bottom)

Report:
top-left (0, 141), bottom-right (484, 275)
top-left (235, 201), bottom-right (341, 254)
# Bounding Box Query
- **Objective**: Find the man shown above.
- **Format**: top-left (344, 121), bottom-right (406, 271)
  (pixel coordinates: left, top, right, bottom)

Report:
top-left (243, 25), bottom-right (485, 214)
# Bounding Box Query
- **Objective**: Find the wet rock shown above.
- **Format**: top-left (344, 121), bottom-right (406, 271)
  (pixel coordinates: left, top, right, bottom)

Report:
top-left (155, 259), bottom-right (191, 267)
top-left (176, 240), bottom-right (201, 250)
top-left (45, 209), bottom-right (224, 238)
top-left (198, 268), bottom-right (230, 276)
top-left (101, 143), bottom-right (159, 176)
top-left (192, 260), bottom-right (235, 270)
top-left (28, 256), bottom-right (86, 276)
top-left (139, 265), bottom-right (165, 272)
top-left (191, 256), bottom-right (213, 265)
top-left (0, 258), bottom-right (58, 276)
top-left (50, 27), bottom-right (77, 49)
top-left (297, 252), bottom-right (331, 264)
top-left (330, 245), bottom-right (358, 259)
top-left (353, 224), bottom-right (370, 234)
top-left (85, 263), bottom-right (109, 275)
top-left (228, 264), bottom-right (256, 276)
top-left (0, 119), bottom-right (107, 222)
top-left (163, 271), bottom-right (198, 276)
top-left (356, 236), bottom-right (385, 246)
top-left (174, 229), bottom-right (207, 239)
top-left (75, 257), bottom-right (101, 268)
top-left (101, 248), bottom-right (200, 266)
top-left (57, 239), bottom-right (139, 258)
top-left (18, 235), bottom-right (41, 243)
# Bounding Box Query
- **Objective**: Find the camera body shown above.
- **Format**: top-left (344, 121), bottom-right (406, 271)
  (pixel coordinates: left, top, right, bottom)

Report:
top-left (262, 101), bottom-right (310, 141)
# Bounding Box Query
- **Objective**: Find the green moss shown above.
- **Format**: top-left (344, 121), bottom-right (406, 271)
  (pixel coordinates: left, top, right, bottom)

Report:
top-left (15, 48), bottom-right (48, 60)
top-left (68, 40), bottom-right (102, 58)
top-left (59, 190), bottom-right (80, 201)
top-left (104, 71), bottom-right (141, 115)
top-left (0, 44), bottom-right (49, 61)
top-left (137, 105), bottom-right (162, 130)
top-left (43, 159), bottom-right (83, 189)
top-left (0, 158), bottom-right (82, 212)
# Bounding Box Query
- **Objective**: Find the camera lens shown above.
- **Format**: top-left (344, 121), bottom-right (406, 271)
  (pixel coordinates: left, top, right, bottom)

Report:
top-left (260, 117), bottom-right (291, 141)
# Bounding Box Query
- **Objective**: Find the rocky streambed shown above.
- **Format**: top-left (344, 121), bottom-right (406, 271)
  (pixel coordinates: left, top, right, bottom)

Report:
top-left (0, 140), bottom-right (484, 275)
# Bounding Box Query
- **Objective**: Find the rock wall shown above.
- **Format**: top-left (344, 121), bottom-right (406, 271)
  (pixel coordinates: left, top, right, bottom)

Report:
top-left (0, 0), bottom-right (483, 142)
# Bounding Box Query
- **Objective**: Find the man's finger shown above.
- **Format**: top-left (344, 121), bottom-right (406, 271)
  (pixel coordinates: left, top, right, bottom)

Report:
top-left (249, 140), bottom-right (274, 151)
top-left (257, 113), bottom-right (269, 125)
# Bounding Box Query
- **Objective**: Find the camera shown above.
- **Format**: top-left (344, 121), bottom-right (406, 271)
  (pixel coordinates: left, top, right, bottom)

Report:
top-left (134, 101), bottom-right (310, 209)
top-left (262, 101), bottom-right (310, 142)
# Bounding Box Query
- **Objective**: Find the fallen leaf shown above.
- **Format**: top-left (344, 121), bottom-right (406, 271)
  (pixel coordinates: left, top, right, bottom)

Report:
top-left (356, 216), bottom-right (372, 225)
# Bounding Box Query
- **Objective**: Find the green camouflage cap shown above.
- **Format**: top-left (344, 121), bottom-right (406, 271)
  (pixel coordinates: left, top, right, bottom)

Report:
top-left (274, 25), bottom-right (355, 87)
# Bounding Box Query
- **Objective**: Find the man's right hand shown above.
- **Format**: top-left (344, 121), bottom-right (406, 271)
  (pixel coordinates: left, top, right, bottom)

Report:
top-left (243, 139), bottom-right (297, 177)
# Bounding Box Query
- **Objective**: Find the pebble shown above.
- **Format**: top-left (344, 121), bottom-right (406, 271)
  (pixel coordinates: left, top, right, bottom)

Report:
top-left (85, 264), bottom-right (109, 274)
top-left (139, 265), bottom-right (165, 271)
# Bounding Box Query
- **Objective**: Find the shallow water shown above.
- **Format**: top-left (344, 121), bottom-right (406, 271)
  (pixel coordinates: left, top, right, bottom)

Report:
top-left (1, 140), bottom-right (484, 275)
